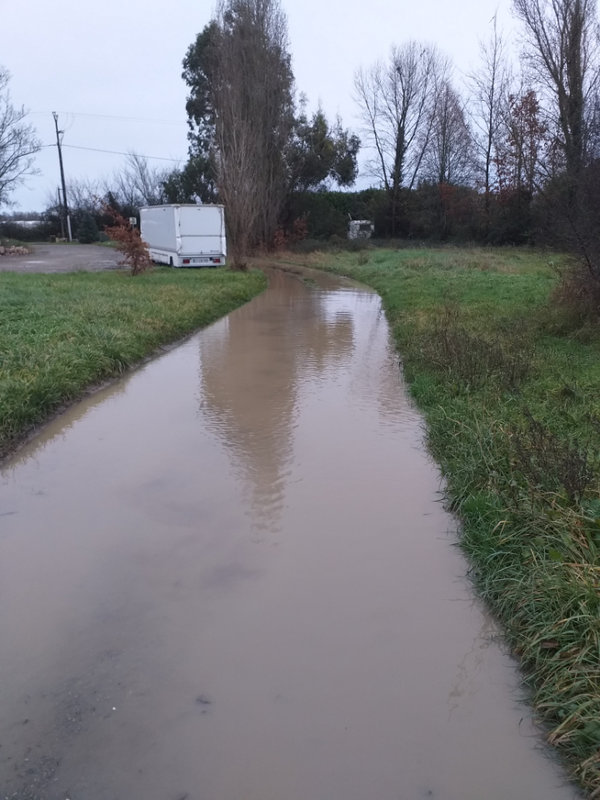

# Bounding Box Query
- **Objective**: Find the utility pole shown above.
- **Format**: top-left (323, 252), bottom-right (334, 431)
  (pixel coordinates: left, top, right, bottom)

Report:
top-left (52, 112), bottom-right (72, 242)
top-left (56, 187), bottom-right (65, 239)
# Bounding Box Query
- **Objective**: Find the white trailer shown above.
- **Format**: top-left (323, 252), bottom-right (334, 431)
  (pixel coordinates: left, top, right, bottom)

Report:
top-left (140, 204), bottom-right (227, 268)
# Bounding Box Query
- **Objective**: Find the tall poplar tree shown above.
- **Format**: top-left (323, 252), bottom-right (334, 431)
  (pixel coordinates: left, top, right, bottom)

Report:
top-left (183, 0), bottom-right (294, 266)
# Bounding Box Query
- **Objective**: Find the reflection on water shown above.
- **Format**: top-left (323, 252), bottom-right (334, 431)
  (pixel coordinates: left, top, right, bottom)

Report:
top-left (198, 270), bottom-right (419, 536)
top-left (0, 267), bottom-right (579, 800)
top-left (198, 270), bottom-right (359, 533)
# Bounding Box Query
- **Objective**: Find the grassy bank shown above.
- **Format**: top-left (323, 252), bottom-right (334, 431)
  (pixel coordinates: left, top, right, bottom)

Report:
top-left (284, 247), bottom-right (600, 795)
top-left (0, 267), bottom-right (266, 459)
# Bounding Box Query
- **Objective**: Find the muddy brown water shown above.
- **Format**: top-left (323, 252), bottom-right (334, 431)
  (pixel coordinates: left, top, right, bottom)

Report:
top-left (0, 268), bottom-right (579, 800)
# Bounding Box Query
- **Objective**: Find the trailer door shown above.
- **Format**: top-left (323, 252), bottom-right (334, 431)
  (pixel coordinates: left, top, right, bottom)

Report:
top-left (179, 206), bottom-right (225, 256)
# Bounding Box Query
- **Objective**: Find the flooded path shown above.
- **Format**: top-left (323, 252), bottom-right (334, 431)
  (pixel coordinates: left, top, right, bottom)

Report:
top-left (0, 268), bottom-right (578, 800)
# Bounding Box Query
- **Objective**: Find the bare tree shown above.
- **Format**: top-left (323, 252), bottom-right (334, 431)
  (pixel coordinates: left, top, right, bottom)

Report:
top-left (0, 68), bottom-right (40, 207)
top-left (423, 81), bottom-right (474, 186)
top-left (496, 89), bottom-right (549, 196)
top-left (468, 16), bottom-right (512, 223)
top-left (109, 152), bottom-right (170, 208)
top-left (354, 43), bottom-right (447, 233)
top-left (67, 177), bottom-right (103, 213)
top-left (513, 0), bottom-right (600, 301)
top-left (44, 179), bottom-right (100, 222)
top-left (513, 0), bottom-right (599, 178)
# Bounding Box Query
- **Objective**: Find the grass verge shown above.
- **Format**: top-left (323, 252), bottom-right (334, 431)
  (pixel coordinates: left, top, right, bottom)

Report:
top-left (277, 246), bottom-right (600, 797)
top-left (0, 267), bottom-right (266, 460)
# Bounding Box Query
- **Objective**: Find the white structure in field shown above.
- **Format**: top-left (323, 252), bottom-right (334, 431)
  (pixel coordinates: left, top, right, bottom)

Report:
top-left (347, 219), bottom-right (374, 240)
top-left (140, 204), bottom-right (227, 268)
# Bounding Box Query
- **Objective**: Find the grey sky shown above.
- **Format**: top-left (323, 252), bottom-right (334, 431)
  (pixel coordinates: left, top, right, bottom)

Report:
top-left (2, 0), bottom-right (517, 211)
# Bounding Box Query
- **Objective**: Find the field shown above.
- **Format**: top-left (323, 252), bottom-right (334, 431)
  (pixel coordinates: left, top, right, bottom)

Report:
top-left (278, 245), bottom-right (600, 796)
top-left (0, 267), bottom-right (266, 459)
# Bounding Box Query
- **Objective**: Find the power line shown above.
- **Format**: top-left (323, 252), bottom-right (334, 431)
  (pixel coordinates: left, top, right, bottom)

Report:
top-left (60, 144), bottom-right (183, 163)
top-left (31, 110), bottom-right (187, 126)
top-left (40, 143), bottom-right (184, 164)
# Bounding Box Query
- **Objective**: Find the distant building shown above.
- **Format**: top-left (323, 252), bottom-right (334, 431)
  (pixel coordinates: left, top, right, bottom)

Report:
top-left (8, 219), bottom-right (40, 228)
top-left (347, 219), bottom-right (374, 240)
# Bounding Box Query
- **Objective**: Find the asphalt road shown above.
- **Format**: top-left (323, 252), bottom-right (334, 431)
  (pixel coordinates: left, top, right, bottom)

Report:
top-left (0, 243), bottom-right (123, 273)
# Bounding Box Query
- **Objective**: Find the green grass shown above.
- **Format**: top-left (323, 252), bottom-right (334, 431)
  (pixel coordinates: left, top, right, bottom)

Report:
top-left (283, 245), bottom-right (600, 796)
top-left (0, 267), bottom-right (266, 458)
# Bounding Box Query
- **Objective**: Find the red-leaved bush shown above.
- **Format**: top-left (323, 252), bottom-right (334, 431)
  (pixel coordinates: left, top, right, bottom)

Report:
top-left (103, 206), bottom-right (151, 276)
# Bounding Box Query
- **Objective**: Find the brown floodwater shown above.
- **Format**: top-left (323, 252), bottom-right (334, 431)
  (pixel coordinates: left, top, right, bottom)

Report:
top-left (0, 268), bottom-right (579, 800)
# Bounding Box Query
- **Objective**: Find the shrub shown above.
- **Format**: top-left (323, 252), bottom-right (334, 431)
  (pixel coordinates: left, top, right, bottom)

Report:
top-left (346, 238), bottom-right (370, 252)
top-left (289, 238), bottom-right (324, 254)
top-left (103, 206), bottom-right (151, 276)
top-left (419, 303), bottom-right (533, 390)
top-left (77, 212), bottom-right (99, 244)
top-left (510, 411), bottom-right (596, 505)
top-left (552, 259), bottom-right (600, 322)
top-left (0, 220), bottom-right (56, 242)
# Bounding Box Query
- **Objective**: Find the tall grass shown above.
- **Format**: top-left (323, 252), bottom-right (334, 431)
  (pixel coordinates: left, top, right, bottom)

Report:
top-left (281, 246), bottom-right (600, 796)
top-left (0, 267), bottom-right (266, 459)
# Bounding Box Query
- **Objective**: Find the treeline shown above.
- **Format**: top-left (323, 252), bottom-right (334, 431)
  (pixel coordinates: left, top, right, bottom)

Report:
top-left (286, 183), bottom-right (540, 245)
top-left (0, 178), bottom-right (556, 248)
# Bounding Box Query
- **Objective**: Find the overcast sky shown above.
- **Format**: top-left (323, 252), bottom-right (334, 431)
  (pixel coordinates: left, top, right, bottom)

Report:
top-left (2, 0), bottom-right (519, 212)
